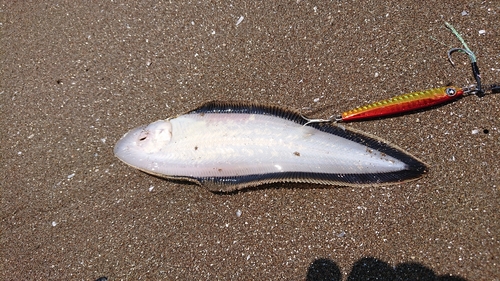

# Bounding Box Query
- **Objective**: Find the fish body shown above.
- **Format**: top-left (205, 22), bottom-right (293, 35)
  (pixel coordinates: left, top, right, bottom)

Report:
top-left (114, 102), bottom-right (427, 192)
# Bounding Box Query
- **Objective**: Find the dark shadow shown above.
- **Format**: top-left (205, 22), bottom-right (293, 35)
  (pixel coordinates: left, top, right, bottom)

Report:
top-left (306, 258), bottom-right (342, 281)
top-left (306, 257), bottom-right (467, 281)
top-left (347, 257), bottom-right (396, 281)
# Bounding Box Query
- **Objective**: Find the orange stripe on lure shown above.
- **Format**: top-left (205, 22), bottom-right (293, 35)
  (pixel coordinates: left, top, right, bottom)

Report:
top-left (340, 86), bottom-right (465, 122)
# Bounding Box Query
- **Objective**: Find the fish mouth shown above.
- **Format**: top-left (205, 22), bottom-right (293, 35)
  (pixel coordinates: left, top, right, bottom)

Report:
top-left (114, 124), bottom-right (148, 161)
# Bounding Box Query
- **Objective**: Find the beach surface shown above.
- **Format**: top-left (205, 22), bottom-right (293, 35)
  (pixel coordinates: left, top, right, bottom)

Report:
top-left (2, 1), bottom-right (499, 280)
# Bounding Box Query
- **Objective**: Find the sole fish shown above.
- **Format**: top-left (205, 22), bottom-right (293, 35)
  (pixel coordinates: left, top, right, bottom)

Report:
top-left (114, 102), bottom-right (427, 192)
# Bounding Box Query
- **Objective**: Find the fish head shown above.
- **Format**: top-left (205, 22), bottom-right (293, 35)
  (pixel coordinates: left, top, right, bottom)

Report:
top-left (114, 120), bottom-right (172, 166)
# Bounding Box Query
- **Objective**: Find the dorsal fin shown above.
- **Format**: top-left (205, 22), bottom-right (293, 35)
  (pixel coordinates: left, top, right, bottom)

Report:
top-left (188, 101), bottom-right (308, 125)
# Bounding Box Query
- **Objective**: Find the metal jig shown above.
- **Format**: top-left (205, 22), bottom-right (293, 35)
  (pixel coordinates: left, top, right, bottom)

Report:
top-left (302, 22), bottom-right (490, 125)
top-left (338, 86), bottom-right (467, 122)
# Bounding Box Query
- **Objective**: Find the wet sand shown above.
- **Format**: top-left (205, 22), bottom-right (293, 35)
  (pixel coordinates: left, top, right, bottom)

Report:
top-left (2, 1), bottom-right (499, 280)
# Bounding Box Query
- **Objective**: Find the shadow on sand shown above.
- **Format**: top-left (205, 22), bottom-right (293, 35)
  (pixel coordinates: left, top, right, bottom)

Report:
top-left (306, 257), bottom-right (467, 281)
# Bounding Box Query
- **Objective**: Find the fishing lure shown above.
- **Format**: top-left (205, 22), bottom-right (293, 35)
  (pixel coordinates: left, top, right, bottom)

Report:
top-left (114, 102), bottom-right (427, 192)
top-left (303, 81), bottom-right (498, 124)
top-left (339, 82), bottom-right (499, 122)
top-left (339, 85), bottom-right (466, 122)
top-left (304, 22), bottom-right (492, 124)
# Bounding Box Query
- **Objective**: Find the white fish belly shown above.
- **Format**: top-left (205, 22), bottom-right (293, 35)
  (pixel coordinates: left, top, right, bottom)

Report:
top-left (114, 112), bottom-right (416, 189)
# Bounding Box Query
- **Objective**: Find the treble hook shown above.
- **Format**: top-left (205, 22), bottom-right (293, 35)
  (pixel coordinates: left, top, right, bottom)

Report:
top-left (445, 22), bottom-right (484, 97)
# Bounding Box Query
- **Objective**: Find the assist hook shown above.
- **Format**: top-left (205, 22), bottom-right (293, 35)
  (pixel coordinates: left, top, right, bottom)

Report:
top-left (445, 22), bottom-right (484, 97)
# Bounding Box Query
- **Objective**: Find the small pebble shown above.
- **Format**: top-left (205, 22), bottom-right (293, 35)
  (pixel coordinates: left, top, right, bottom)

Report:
top-left (236, 16), bottom-right (244, 26)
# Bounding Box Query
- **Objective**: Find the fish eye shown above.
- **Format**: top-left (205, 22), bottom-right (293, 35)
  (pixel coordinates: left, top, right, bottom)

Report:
top-left (445, 88), bottom-right (456, 96)
top-left (138, 130), bottom-right (149, 141)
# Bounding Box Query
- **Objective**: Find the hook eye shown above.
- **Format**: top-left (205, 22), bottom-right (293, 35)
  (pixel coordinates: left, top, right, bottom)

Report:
top-left (445, 87), bottom-right (456, 97)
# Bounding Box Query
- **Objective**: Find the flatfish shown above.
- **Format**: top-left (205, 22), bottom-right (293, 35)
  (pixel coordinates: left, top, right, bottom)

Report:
top-left (114, 102), bottom-right (427, 192)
